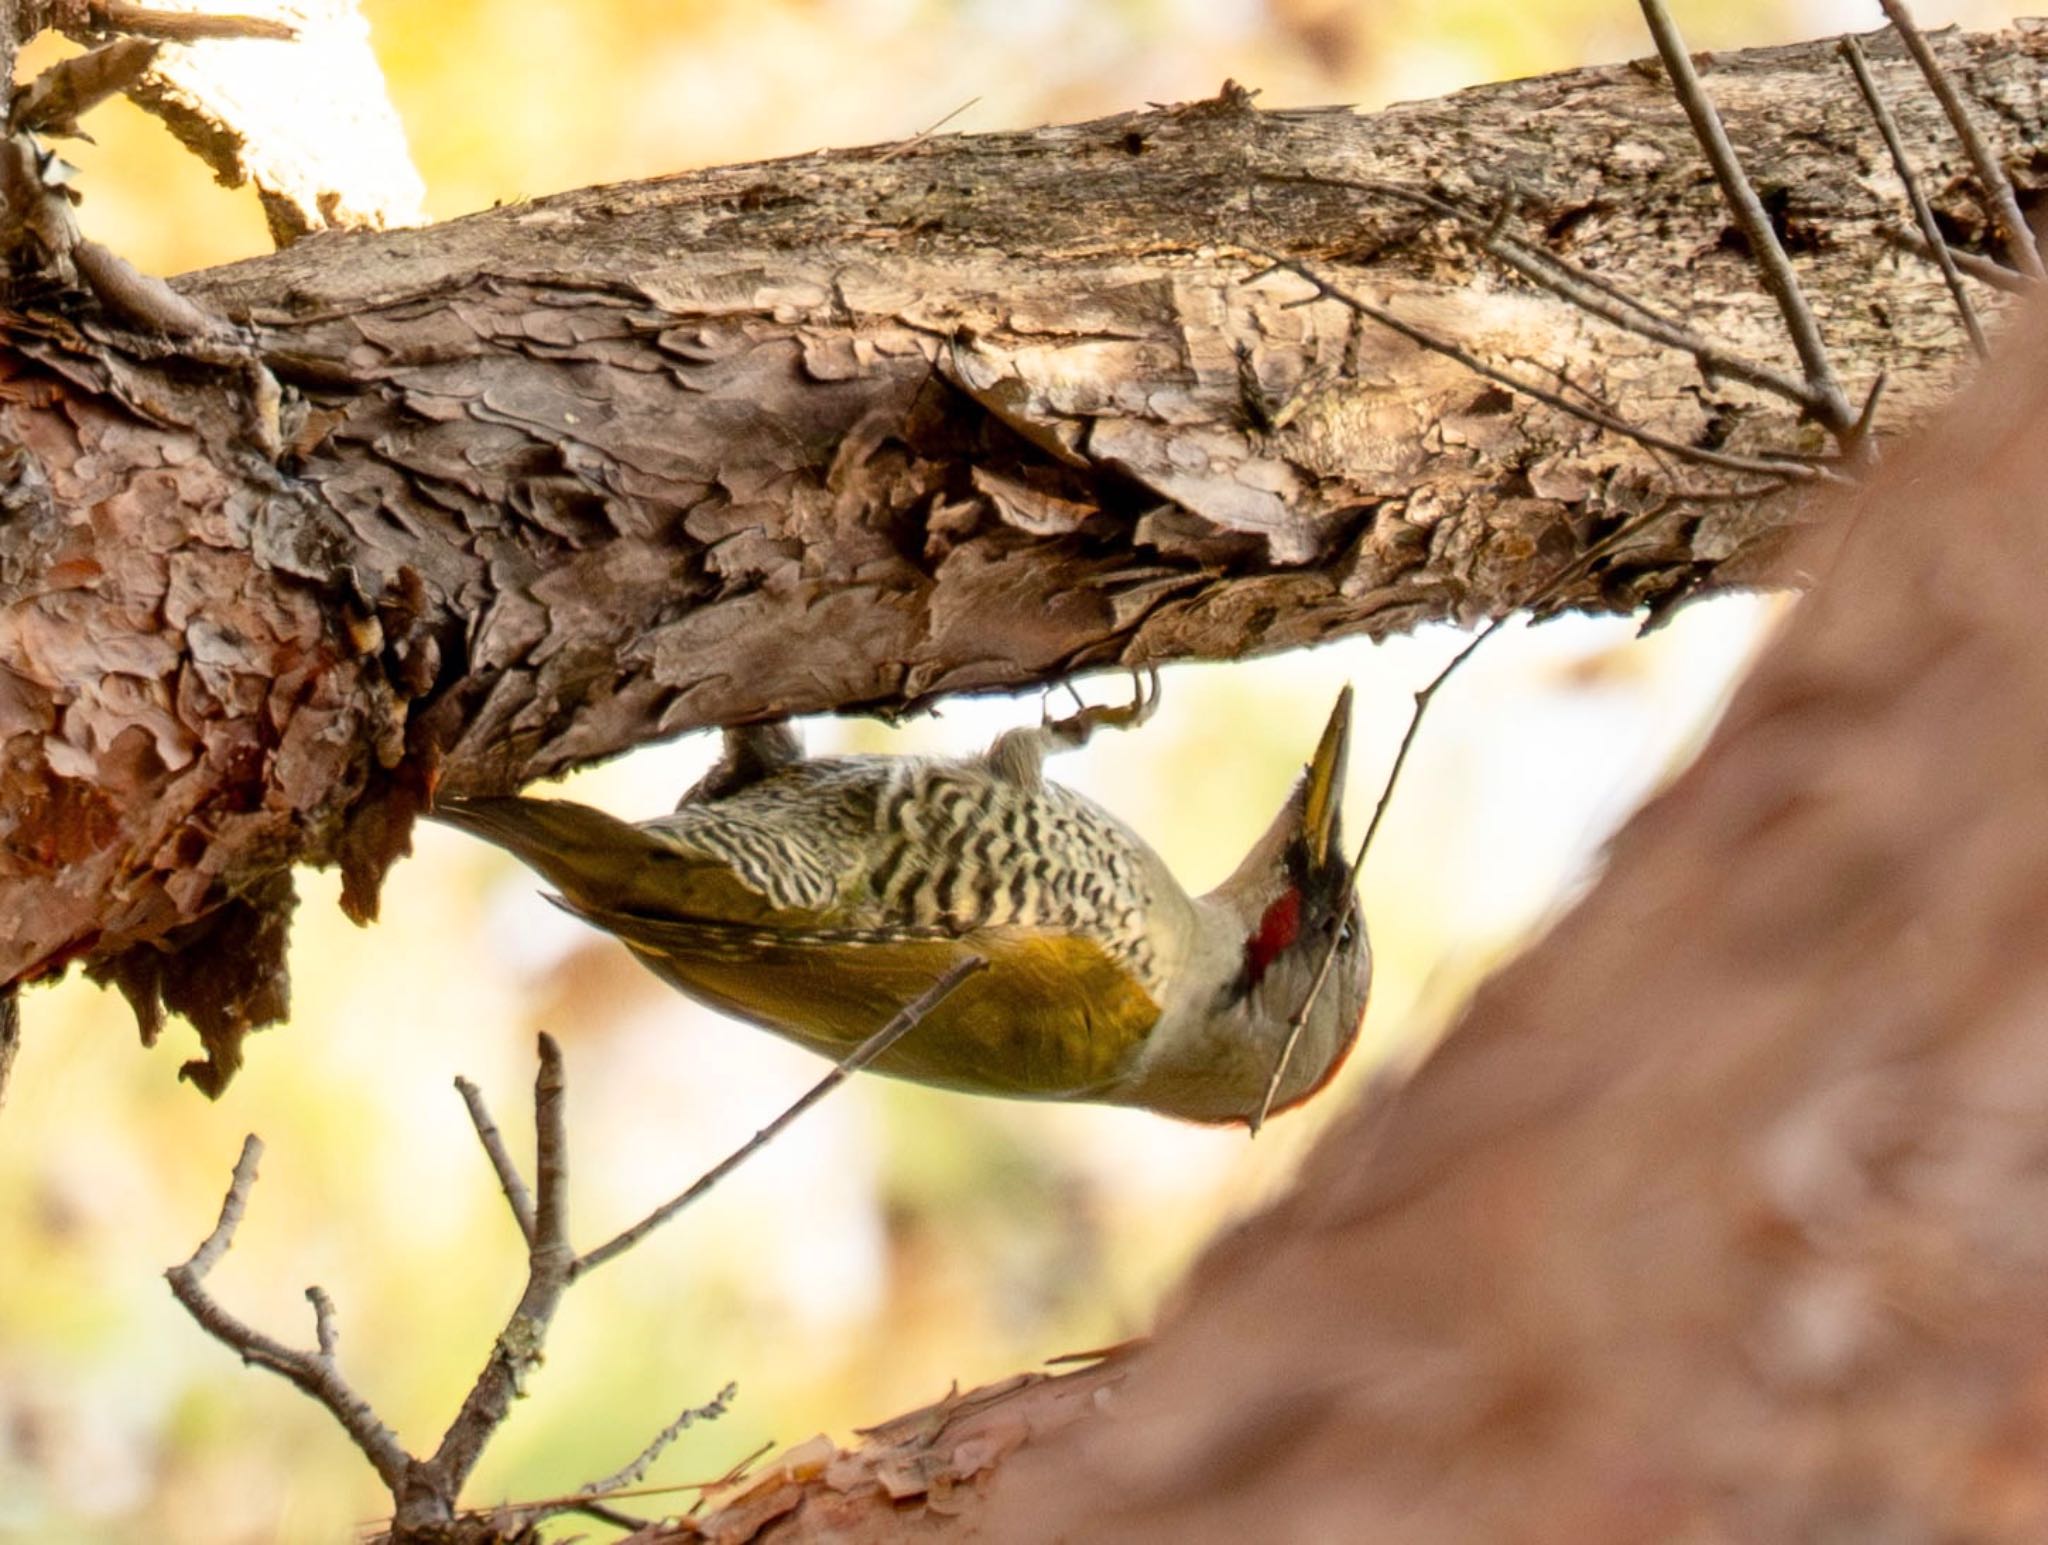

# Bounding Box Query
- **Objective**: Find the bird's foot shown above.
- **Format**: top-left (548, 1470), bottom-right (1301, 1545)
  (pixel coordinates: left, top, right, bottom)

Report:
top-left (679, 720), bottom-right (804, 806)
top-left (984, 668), bottom-right (1161, 785)
top-left (1039, 666), bottom-right (1161, 752)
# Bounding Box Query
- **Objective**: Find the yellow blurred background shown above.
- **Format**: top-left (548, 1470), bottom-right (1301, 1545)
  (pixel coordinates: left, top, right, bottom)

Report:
top-left (0, 2), bottom-right (2027, 1539)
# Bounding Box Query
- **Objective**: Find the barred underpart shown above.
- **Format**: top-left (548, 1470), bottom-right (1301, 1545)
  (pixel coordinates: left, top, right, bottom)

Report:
top-left (642, 755), bottom-right (1163, 989)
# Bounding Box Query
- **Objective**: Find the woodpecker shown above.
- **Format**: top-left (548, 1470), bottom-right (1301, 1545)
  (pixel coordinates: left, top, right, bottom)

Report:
top-left (432, 681), bottom-right (1369, 1125)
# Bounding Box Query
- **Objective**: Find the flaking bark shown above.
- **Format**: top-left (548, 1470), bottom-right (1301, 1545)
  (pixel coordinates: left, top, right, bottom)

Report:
top-left (1, 23), bottom-right (2040, 1080)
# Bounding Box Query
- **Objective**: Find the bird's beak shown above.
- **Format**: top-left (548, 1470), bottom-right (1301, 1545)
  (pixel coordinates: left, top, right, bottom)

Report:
top-left (1300, 686), bottom-right (1352, 868)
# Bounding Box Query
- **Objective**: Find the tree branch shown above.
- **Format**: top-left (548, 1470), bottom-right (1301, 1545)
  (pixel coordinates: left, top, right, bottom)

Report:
top-left (455, 1073), bottom-right (539, 1246)
top-left (164, 1135), bottom-right (415, 1493)
top-left (168, 963), bottom-right (982, 1540)
top-left (4, 23), bottom-right (2039, 1079)
top-left (572, 1380), bottom-right (737, 1508)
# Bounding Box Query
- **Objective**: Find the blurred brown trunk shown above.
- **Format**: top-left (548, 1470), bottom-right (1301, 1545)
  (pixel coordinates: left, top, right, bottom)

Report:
top-left (0, 24), bottom-right (2036, 1086)
top-left (661, 297), bottom-right (2048, 1543)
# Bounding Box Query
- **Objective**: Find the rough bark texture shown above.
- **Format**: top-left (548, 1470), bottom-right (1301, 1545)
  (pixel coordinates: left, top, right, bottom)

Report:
top-left (640, 1358), bottom-right (1128, 1544)
top-left (1, 24), bottom-right (2039, 1081)
top-left (653, 289), bottom-right (2048, 1545)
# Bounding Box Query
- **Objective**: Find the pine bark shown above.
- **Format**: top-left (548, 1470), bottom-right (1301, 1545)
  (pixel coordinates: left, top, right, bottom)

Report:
top-left (2, 24), bottom-right (2040, 1083)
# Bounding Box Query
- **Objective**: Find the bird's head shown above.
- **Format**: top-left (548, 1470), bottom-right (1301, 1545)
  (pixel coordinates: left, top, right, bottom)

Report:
top-left (1201, 686), bottom-right (1370, 1122)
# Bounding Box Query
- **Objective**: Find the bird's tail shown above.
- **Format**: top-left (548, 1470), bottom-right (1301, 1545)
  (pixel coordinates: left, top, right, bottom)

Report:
top-left (431, 795), bottom-right (706, 918)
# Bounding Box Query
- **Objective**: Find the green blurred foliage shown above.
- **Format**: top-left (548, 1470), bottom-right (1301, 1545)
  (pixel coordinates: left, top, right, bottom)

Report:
top-left (0, 2), bottom-right (2029, 1540)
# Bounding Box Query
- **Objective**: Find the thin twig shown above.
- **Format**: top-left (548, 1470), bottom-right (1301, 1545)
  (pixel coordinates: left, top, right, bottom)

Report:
top-left (575, 956), bottom-right (987, 1278)
top-left (84, 2), bottom-right (296, 41)
top-left (691, 1436), bottom-right (778, 1514)
top-left (166, 1135), bottom-right (414, 1493)
top-left (876, 96), bottom-right (982, 163)
top-left (1877, 0), bottom-right (2046, 280)
top-left (414, 1035), bottom-right (574, 1517)
top-left (573, 1381), bottom-right (739, 1504)
top-left (431, 1440), bottom-right (777, 1535)
top-left (1475, 216), bottom-right (1821, 405)
top-left (1840, 34), bottom-right (1989, 359)
top-left (533, 1032), bottom-right (570, 1256)
top-left (1250, 251), bottom-right (1843, 483)
top-left (0, 989), bottom-right (19, 1117)
top-left (1264, 172), bottom-right (1823, 411)
top-left (1530, 350), bottom-right (1802, 502)
top-left (1638, 0), bottom-right (1857, 437)
top-left (558, 1496), bottom-right (650, 1531)
top-left (1851, 371), bottom-right (1888, 453)
top-left (456, 1074), bottom-right (538, 1246)
top-left (308, 1285), bottom-right (340, 1361)
top-left (1883, 226), bottom-right (2034, 293)
top-left (172, 1133), bottom-right (265, 1279)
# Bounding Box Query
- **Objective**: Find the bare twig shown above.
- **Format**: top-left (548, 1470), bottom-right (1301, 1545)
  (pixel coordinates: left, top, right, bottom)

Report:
top-left (1883, 227), bottom-right (2034, 293)
top-left (455, 1074), bottom-right (538, 1246)
top-left (1851, 371), bottom-right (1889, 454)
top-left (10, 36), bottom-right (158, 135)
top-left (171, 1133), bottom-right (263, 1278)
top-left (0, 988), bottom-right (18, 1116)
top-left (575, 955), bottom-right (987, 1277)
top-left (575, 1381), bottom-right (739, 1504)
top-left (166, 1135), bottom-right (414, 1493)
top-left (82, 3), bottom-right (296, 42)
top-left (307, 1285), bottom-right (340, 1361)
top-left (1474, 215), bottom-right (1821, 404)
top-left (876, 95), bottom-right (981, 163)
top-left (437, 1437), bottom-right (776, 1536)
top-left (410, 1034), bottom-right (575, 1523)
top-left (1264, 173), bottom-right (1823, 412)
top-left (1877, 0), bottom-right (2046, 281)
top-left (170, 964), bottom-right (984, 1540)
top-left (1840, 34), bottom-right (1989, 359)
top-left (1638, 0), bottom-right (1858, 438)
top-left (1251, 251), bottom-right (1843, 484)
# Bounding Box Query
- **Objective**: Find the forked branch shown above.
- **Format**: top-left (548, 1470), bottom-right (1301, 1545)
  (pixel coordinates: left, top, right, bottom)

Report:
top-left (165, 958), bottom-right (985, 1543)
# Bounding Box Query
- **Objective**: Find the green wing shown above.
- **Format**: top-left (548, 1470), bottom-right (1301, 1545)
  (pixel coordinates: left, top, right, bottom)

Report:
top-left (563, 897), bottom-right (1162, 1102)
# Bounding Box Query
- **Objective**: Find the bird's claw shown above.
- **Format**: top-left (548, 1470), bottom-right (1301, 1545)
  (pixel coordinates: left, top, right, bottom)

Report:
top-left (1041, 666), bottom-right (1161, 749)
